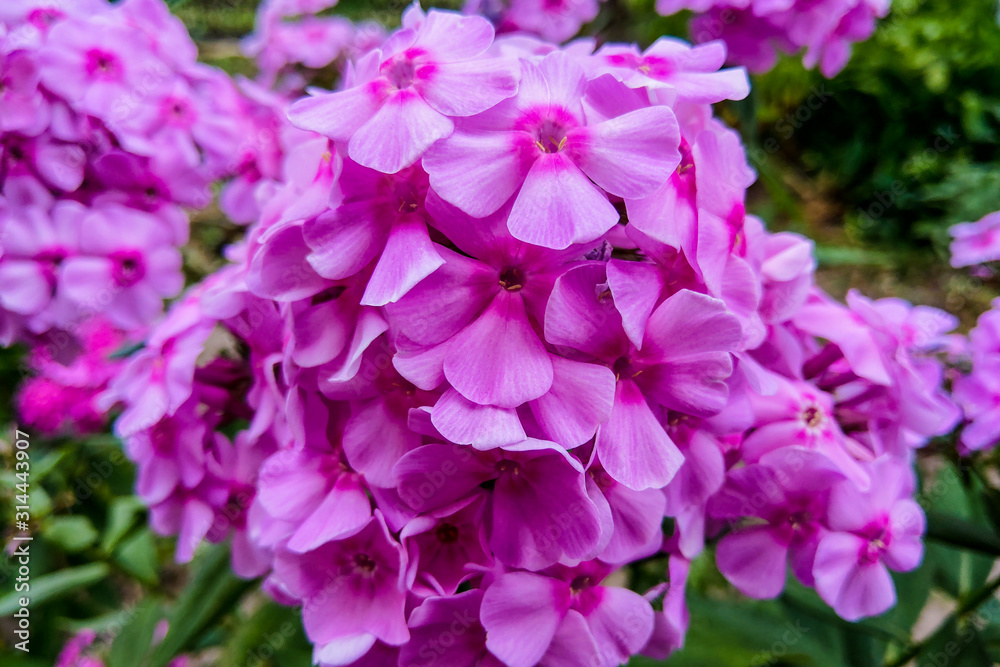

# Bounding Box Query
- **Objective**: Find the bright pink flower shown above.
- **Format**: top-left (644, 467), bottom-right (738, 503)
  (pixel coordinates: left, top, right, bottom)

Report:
top-left (950, 211), bottom-right (1000, 268)
top-left (814, 457), bottom-right (924, 620)
top-left (256, 446), bottom-right (372, 553)
top-left (386, 197), bottom-right (587, 411)
top-left (954, 303), bottom-right (1000, 452)
top-left (545, 262), bottom-right (742, 489)
top-left (498, 0), bottom-right (601, 43)
top-left (289, 9), bottom-right (519, 174)
top-left (595, 38), bottom-right (749, 104)
top-left (395, 440), bottom-right (604, 570)
top-left (303, 160), bottom-right (444, 306)
top-left (709, 450), bottom-right (848, 598)
top-left (60, 202), bottom-right (183, 331)
top-left (425, 52), bottom-right (681, 249)
top-left (271, 512), bottom-right (410, 652)
top-left (402, 590), bottom-right (503, 667)
top-left (481, 562), bottom-right (655, 667)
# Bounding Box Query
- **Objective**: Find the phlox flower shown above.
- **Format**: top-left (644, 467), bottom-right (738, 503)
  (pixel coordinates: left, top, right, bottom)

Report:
top-left (814, 457), bottom-right (924, 621)
top-left (271, 512), bottom-right (409, 659)
top-left (481, 561), bottom-right (655, 667)
top-left (499, 0), bottom-right (601, 44)
top-left (60, 202), bottom-right (183, 331)
top-left (401, 590), bottom-right (503, 667)
top-left (394, 439), bottom-right (605, 570)
top-left (545, 261), bottom-right (742, 489)
top-left (425, 52), bottom-right (681, 249)
top-left (954, 302), bottom-right (1000, 452)
top-left (302, 160), bottom-right (444, 306)
top-left (595, 38), bottom-right (750, 104)
top-left (709, 449), bottom-right (848, 599)
top-left (950, 211), bottom-right (1000, 268)
top-left (289, 9), bottom-right (520, 174)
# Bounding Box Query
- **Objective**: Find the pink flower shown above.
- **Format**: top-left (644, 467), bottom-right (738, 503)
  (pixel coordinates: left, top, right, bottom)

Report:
top-left (950, 211), bottom-right (1000, 268)
top-left (954, 303), bottom-right (1000, 452)
top-left (481, 561), bottom-right (655, 667)
top-left (395, 440), bottom-right (605, 570)
top-left (60, 202), bottom-right (183, 331)
top-left (814, 457), bottom-right (924, 620)
top-left (425, 52), bottom-right (681, 249)
top-left (545, 262), bottom-right (742, 489)
top-left (302, 160), bottom-right (444, 306)
top-left (709, 450), bottom-right (848, 599)
top-left (595, 38), bottom-right (750, 104)
top-left (499, 0), bottom-right (601, 43)
top-left (288, 9), bottom-right (519, 174)
top-left (271, 512), bottom-right (410, 653)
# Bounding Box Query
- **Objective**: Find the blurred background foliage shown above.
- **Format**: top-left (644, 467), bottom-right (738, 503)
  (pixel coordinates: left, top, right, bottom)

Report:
top-left (3, 0), bottom-right (1000, 666)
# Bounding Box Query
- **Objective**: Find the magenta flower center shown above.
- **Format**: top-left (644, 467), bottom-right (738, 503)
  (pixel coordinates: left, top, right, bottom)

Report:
top-left (110, 250), bottom-right (146, 287)
top-left (801, 405), bottom-right (824, 428)
top-left (498, 267), bottom-right (525, 292)
top-left (534, 118), bottom-right (569, 153)
top-left (353, 552), bottom-right (378, 576)
top-left (163, 97), bottom-right (195, 126)
top-left (435, 523), bottom-right (459, 544)
top-left (383, 56), bottom-right (417, 89)
top-left (37, 247), bottom-right (67, 291)
top-left (6, 141), bottom-right (26, 162)
top-left (639, 56), bottom-right (676, 80)
top-left (495, 459), bottom-right (521, 476)
top-left (786, 510), bottom-right (812, 531)
top-left (27, 8), bottom-right (63, 30)
top-left (85, 49), bottom-right (123, 79)
top-left (613, 356), bottom-right (642, 380)
top-left (393, 179), bottom-right (423, 213)
top-left (861, 536), bottom-right (888, 564)
top-left (569, 575), bottom-right (592, 593)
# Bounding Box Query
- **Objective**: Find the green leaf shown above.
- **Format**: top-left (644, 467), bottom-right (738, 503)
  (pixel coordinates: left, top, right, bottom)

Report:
top-left (107, 601), bottom-right (165, 667)
top-left (0, 562), bottom-right (109, 616)
top-left (146, 543), bottom-right (257, 667)
top-left (41, 515), bottom-right (99, 552)
top-left (219, 599), bottom-right (309, 667)
top-left (28, 484), bottom-right (52, 518)
top-left (916, 618), bottom-right (990, 667)
top-left (113, 530), bottom-right (158, 584)
top-left (30, 448), bottom-right (70, 482)
top-left (100, 496), bottom-right (145, 554)
top-left (657, 590), bottom-right (850, 667)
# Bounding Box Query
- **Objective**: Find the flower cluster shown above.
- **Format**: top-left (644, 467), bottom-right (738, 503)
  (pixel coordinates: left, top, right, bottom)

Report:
top-left (15, 316), bottom-right (126, 436)
top-left (463, 0), bottom-right (604, 43)
top-left (243, 0), bottom-right (386, 95)
top-left (0, 0), bottom-right (263, 345)
top-left (97, 7), bottom-right (972, 666)
top-left (101, 251), bottom-right (285, 573)
top-left (655, 0), bottom-right (891, 76)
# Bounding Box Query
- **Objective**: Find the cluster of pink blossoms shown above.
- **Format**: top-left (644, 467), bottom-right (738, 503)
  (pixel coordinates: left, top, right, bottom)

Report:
top-left (0, 0), bottom-right (293, 346)
top-left (243, 0), bottom-right (387, 95)
top-left (96, 7), bottom-right (983, 666)
top-left (655, 0), bottom-right (891, 76)
top-left (949, 213), bottom-right (1000, 454)
top-left (15, 316), bottom-right (126, 436)
top-left (463, 0), bottom-right (605, 43)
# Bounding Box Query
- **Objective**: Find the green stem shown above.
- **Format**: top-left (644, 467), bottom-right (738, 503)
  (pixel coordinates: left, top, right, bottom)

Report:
top-left (881, 572), bottom-right (1000, 667)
